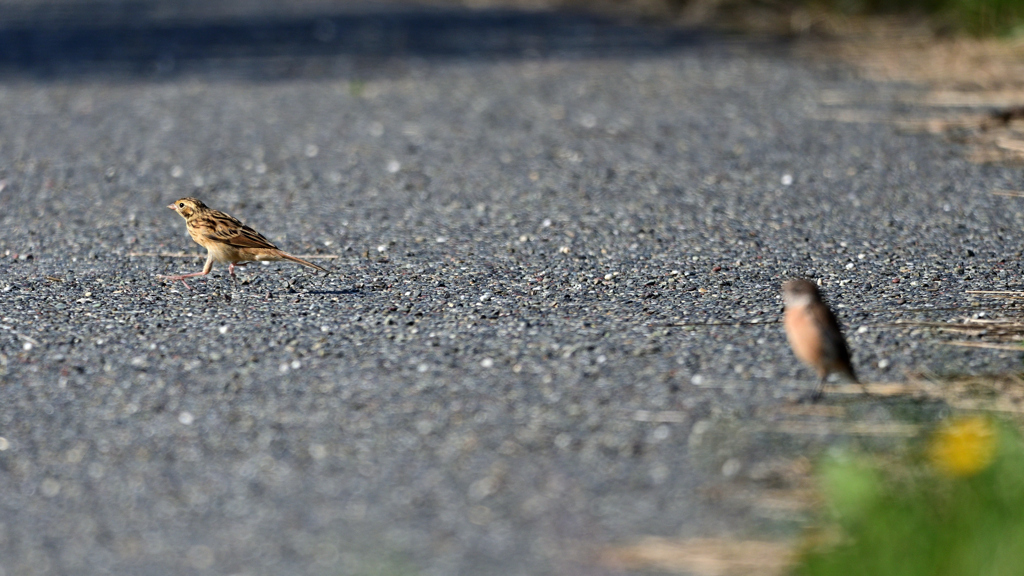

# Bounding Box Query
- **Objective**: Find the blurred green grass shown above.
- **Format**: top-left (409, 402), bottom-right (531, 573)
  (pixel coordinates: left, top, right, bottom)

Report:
top-left (808, 0), bottom-right (1024, 35)
top-left (456, 0), bottom-right (1024, 35)
top-left (544, 0), bottom-right (1024, 35)
top-left (794, 416), bottom-right (1024, 576)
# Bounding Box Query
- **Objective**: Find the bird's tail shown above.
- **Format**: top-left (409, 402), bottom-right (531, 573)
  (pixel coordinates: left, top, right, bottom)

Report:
top-left (278, 251), bottom-right (329, 273)
top-left (844, 366), bottom-right (858, 384)
top-left (841, 365), bottom-right (870, 394)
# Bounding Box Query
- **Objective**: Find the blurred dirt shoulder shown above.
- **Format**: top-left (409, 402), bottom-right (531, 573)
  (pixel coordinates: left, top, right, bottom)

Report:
top-left (792, 16), bottom-right (1024, 164)
top-left (431, 0), bottom-right (1024, 94)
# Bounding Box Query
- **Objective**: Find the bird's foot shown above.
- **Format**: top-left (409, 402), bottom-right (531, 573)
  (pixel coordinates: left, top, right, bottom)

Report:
top-left (796, 389), bottom-right (824, 404)
top-left (156, 275), bottom-right (193, 290)
top-left (157, 273), bottom-right (206, 290)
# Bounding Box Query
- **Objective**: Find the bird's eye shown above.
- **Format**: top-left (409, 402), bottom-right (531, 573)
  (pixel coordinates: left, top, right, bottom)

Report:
top-left (178, 203), bottom-right (185, 208)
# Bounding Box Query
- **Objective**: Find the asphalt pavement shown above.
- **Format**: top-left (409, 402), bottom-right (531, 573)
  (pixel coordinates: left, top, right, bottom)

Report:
top-left (1, 2), bottom-right (1023, 575)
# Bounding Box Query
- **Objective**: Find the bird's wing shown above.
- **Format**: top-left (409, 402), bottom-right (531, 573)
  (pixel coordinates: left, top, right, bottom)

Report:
top-left (810, 304), bottom-right (854, 367)
top-left (193, 210), bottom-right (279, 250)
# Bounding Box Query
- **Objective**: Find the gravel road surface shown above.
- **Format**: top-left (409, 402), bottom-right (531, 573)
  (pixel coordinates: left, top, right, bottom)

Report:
top-left (1, 2), bottom-right (1022, 574)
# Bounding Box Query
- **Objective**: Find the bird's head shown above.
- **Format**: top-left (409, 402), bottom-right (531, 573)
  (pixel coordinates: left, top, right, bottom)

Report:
top-left (168, 197), bottom-right (207, 219)
top-left (781, 278), bottom-right (820, 309)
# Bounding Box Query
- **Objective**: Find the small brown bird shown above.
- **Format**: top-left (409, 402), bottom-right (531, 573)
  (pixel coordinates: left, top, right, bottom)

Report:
top-left (781, 279), bottom-right (860, 401)
top-left (158, 197), bottom-right (328, 289)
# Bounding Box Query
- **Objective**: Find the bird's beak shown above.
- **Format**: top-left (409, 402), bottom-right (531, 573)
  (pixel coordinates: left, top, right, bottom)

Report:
top-left (167, 203), bottom-right (177, 210)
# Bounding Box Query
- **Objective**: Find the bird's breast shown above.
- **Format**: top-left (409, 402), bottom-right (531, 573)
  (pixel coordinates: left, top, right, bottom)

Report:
top-left (784, 307), bottom-right (824, 367)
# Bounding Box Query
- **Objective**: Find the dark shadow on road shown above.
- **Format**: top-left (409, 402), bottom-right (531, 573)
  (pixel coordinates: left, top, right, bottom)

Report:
top-left (0, 0), bottom-right (718, 81)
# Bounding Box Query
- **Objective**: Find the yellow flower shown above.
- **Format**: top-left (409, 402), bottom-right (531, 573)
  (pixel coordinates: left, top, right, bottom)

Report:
top-left (929, 416), bottom-right (997, 477)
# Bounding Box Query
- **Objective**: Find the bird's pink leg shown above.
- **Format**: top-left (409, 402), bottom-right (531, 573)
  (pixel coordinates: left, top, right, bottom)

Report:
top-left (228, 262), bottom-right (251, 282)
top-left (157, 255), bottom-right (214, 290)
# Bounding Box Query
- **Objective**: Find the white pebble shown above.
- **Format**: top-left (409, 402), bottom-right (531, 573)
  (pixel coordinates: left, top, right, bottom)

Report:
top-left (386, 160), bottom-right (401, 173)
top-left (480, 358), bottom-right (494, 368)
top-left (554, 433), bottom-right (572, 449)
top-left (218, 325), bottom-right (229, 334)
top-left (22, 342), bottom-right (32, 351)
top-left (40, 478), bottom-right (61, 498)
top-left (781, 173), bottom-right (793, 186)
top-left (722, 458), bottom-right (742, 478)
top-left (178, 412), bottom-right (194, 425)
